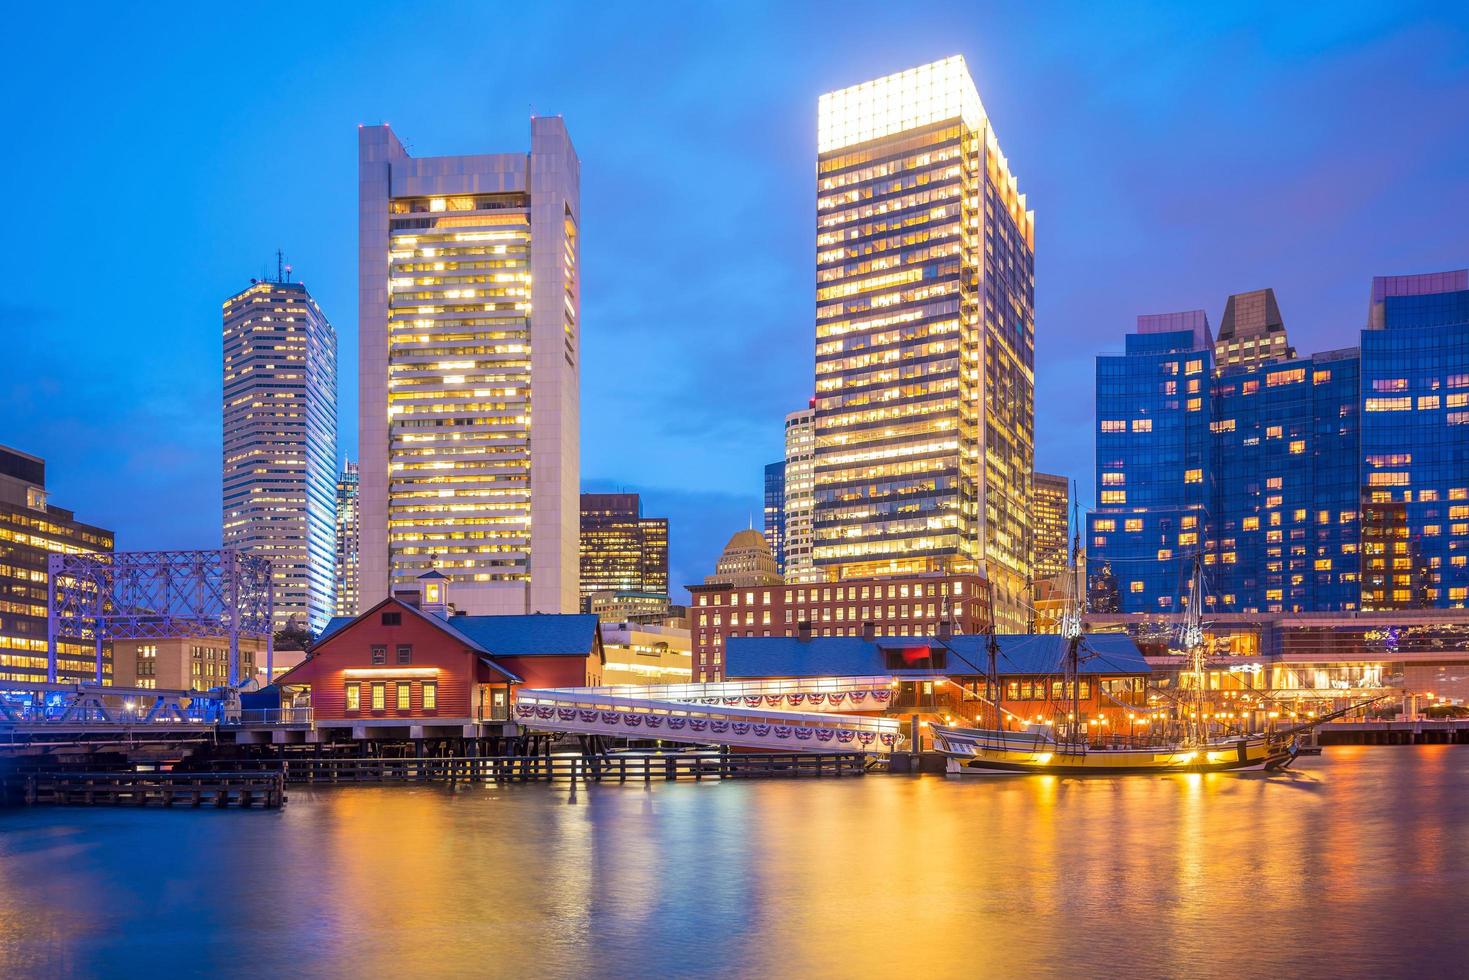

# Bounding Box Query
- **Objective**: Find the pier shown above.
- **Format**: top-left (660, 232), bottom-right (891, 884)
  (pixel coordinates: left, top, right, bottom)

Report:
top-left (9, 770), bottom-right (285, 809)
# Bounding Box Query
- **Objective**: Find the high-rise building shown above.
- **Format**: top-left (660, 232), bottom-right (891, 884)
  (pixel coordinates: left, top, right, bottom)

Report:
top-left (763, 460), bottom-right (786, 574)
top-left (811, 56), bottom-right (1036, 630)
top-left (1031, 471), bottom-right (1070, 584)
top-left (782, 407), bottom-right (819, 583)
top-left (1215, 288), bottom-right (1295, 369)
top-left (579, 493), bottom-right (668, 609)
top-left (1088, 269), bottom-right (1469, 614)
top-left (1090, 312), bottom-right (1216, 612)
top-left (0, 446), bottom-right (114, 683)
top-left (358, 118), bottom-right (581, 615)
top-left (334, 461), bottom-right (360, 617)
top-left (222, 274), bottom-right (338, 633)
top-left (1361, 270), bottom-right (1469, 609)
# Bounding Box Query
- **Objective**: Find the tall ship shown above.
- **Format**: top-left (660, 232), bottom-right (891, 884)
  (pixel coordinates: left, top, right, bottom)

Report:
top-left (931, 535), bottom-right (1359, 775)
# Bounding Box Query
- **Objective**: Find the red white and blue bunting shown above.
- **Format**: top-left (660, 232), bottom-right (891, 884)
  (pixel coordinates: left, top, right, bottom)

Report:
top-left (512, 702), bottom-right (894, 748)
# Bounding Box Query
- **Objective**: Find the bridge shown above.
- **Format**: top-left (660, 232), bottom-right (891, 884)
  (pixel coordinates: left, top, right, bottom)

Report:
top-left (513, 676), bottom-right (905, 753)
top-left (1, 676), bottom-right (906, 755)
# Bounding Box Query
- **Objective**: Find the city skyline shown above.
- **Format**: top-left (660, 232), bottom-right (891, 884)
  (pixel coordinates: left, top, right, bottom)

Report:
top-left (4, 4), bottom-right (1468, 602)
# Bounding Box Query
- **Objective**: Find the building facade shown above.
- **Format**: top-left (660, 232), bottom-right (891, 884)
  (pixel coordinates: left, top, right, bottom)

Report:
top-left (689, 572), bottom-right (991, 682)
top-left (598, 620), bottom-right (693, 686)
top-left (358, 117), bottom-right (581, 616)
top-left (578, 493), bottom-right (669, 609)
top-left (763, 460), bottom-right (786, 574)
top-left (704, 529), bottom-right (783, 589)
top-left (222, 276), bottom-right (339, 633)
top-left (811, 56), bottom-right (1036, 630)
top-left (1360, 271), bottom-right (1469, 609)
top-left (334, 460), bottom-right (361, 617)
top-left (0, 447), bottom-right (114, 684)
top-left (782, 407), bottom-right (819, 583)
top-left (112, 636), bottom-right (274, 691)
top-left (1031, 471), bottom-right (1070, 583)
top-left (1089, 269), bottom-right (1469, 615)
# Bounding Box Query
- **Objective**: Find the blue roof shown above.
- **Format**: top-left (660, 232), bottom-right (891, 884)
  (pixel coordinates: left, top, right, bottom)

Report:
top-left (449, 614), bottom-right (600, 657)
top-left (726, 633), bottom-right (1150, 679)
top-left (311, 605), bottom-right (599, 658)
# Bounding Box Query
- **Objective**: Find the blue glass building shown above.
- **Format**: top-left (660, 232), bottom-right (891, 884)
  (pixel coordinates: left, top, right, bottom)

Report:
top-left (1361, 271), bottom-right (1469, 609)
top-left (1089, 312), bottom-right (1214, 613)
top-left (1091, 271), bottom-right (1469, 614)
top-left (763, 461), bottom-right (786, 575)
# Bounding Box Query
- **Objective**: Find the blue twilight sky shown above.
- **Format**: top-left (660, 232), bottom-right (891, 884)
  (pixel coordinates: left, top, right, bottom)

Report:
top-left (2, 2), bottom-right (1467, 601)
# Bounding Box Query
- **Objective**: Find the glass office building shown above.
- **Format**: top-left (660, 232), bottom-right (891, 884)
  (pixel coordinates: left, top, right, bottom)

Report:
top-left (578, 493), bottom-right (669, 610)
top-left (1091, 270), bottom-right (1469, 614)
top-left (1361, 270), bottom-right (1469, 609)
top-left (1089, 312), bottom-right (1215, 613)
top-left (811, 56), bottom-right (1036, 630)
top-left (763, 461), bottom-right (785, 574)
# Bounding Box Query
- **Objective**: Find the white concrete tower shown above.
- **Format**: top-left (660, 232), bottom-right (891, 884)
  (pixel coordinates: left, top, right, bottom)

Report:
top-left (357, 118), bottom-right (581, 615)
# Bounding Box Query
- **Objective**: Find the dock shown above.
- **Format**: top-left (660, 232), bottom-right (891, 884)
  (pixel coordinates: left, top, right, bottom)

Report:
top-left (11, 771), bottom-right (286, 809)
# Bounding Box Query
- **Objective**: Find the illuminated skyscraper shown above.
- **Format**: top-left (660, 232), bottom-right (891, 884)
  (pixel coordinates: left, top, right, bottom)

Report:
top-left (334, 461), bottom-right (360, 617)
top-left (579, 493), bottom-right (669, 608)
top-left (782, 407), bottom-right (820, 583)
top-left (1032, 471), bottom-right (1070, 583)
top-left (222, 274), bottom-right (338, 633)
top-left (1215, 288), bottom-right (1295, 369)
top-left (0, 446), bottom-right (114, 683)
top-left (358, 118), bottom-right (581, 615)
top-left (812, 56), bottom-right (1036, 629)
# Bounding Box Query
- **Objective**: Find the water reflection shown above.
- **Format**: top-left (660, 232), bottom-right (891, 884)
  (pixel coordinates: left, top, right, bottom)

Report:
top-left (2, 749), bottom-right (1468, 977)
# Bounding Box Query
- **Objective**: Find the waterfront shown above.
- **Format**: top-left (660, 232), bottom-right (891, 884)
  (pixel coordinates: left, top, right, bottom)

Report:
top-left (3, 747), bottom-right (1469, 977)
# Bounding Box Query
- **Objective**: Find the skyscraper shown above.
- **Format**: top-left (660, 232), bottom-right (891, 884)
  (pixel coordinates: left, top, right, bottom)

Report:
top-left (811, 56), bottom-right (1036, 629)
top-left (1031, 471), bottom-right (1070, 583)
top-left (1361, 270), bottom-right (1469, 609)
top-left (579, 493), bottom-right (669, 608)
top-left (763, 460), bottom-right (786, 573)
top-left (782, 407), bottom-right (819, 584)
top-left (1088, 269), bottom-right (1469, 614)
top-left (358, 117), bottom-right (581, 615)
top-left (334, 461), bottom-right (360, 617)
top-left (0, 446), bottom-right (114, 683)
top-left (222, 274), bottom-right (338, 633)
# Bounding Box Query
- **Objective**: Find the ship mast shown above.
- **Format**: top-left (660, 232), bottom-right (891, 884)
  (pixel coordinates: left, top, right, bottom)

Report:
top-left (1182, 554), bottom-right (1207, 746)
top-left (1062, 494), bottom-right (1084, 744)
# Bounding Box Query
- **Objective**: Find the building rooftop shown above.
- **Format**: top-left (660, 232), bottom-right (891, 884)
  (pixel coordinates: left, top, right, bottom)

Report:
top-left (725, 633), bottom-right (1149, 679)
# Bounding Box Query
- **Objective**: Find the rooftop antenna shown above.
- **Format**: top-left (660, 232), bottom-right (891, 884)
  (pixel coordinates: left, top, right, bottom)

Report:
top-left (276, 249), bottom-right (285, 283)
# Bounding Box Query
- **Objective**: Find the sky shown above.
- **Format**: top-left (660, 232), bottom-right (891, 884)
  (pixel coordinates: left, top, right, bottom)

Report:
top-left (2, 1), bottom-right (1467, 602)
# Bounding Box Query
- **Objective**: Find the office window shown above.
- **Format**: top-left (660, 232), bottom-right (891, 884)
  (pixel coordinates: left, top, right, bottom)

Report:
top-left (371, 645), bottom-right (386, 665)
top-left (397, 645), bottom-right (413, 665)
top-left (371, 683), bottom-right (386, 711)
top-left (423, 683), bottom-right (437, 711)
top-left (345, 683), bottom-right (361, 711)
top-left (397, 682), bottom-right (411, 711)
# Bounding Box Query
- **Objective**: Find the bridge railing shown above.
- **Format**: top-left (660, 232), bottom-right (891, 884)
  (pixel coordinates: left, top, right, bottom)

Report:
top-left (515, 688), bottom-right (904, 752)
top-left (533, 676), bottom-right (898, 705)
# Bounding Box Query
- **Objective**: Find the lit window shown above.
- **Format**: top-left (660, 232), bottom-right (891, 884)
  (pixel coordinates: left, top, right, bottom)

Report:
top-left (345, 684), bottom-right (361, 711)
top-left (423, 683), bottom-right (437, 710)
top-left (397, 683), bottom-right (411, 711)
top-left (371, 683), bottom-right (386, 711)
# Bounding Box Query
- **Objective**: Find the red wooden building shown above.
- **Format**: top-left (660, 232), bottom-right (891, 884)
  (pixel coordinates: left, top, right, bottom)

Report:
top-left (278, 595), bottom-right (602, 739)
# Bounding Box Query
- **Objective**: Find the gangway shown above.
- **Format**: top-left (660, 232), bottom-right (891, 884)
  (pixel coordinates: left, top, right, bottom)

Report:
top-left (556, 676), bottom-right (899, 713)
top-left (513, 681), bottom-right (903, 754)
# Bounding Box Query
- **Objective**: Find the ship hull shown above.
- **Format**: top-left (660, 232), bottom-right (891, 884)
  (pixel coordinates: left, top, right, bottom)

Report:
top-left (932, 725), bottom-right (1296, 776)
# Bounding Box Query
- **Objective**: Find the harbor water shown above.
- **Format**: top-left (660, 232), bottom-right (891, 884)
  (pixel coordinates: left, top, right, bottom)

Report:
top-left (3, 746), bottom-right (1468, 978)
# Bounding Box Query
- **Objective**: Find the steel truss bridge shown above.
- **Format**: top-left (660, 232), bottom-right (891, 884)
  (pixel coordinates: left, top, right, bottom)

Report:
top-left (48, 549), bottom-right (274, 685)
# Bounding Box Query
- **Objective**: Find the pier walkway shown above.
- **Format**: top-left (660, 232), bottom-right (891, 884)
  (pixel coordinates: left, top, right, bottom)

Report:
top-left (514, 677), bottom-right (904, 753)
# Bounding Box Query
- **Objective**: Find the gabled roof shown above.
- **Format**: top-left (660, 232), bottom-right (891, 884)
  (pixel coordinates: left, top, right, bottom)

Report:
top-left (280, 599), bottom-right (598, 686)
top-left (725, 633), bottom-right (1150, 680)
top-left (449, 613), bottom-right (601, 657)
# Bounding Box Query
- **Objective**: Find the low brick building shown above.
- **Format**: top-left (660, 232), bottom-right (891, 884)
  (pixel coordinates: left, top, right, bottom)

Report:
top-left (277, 595), bottom-right (602, 739)
top-left (687, 572), bottom-right (991, 681)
